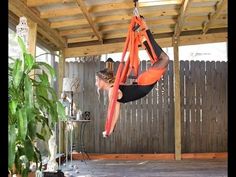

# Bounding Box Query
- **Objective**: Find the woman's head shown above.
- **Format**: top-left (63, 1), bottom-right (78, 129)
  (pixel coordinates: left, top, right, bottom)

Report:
top-left (95, 68), bottom-right (115, 90)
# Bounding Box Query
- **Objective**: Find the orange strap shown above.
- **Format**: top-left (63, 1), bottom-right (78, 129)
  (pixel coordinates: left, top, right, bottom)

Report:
top-left (104, 16), bottom-right (159, 136)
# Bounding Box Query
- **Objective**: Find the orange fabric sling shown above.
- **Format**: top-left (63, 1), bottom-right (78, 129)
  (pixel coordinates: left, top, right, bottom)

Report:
top-left (104, 16), bottom-right (161, 136)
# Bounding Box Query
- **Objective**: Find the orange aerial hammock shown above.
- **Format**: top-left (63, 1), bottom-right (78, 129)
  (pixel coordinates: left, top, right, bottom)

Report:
top-left (104, 2), bottom-right (165, 136)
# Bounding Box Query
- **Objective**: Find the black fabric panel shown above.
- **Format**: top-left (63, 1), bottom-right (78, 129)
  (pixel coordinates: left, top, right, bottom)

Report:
top-left (146, 29), bottom-right (163, 58)
top-left (143, 41), bottom-right (154, 60)
top-left (117, 82), bottom-right (156, 103)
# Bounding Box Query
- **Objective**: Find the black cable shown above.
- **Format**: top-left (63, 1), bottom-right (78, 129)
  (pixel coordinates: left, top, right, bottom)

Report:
top-left (133, 0), bottom-right (138, 7)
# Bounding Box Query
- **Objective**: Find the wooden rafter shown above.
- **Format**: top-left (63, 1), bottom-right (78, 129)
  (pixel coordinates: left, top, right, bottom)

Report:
top-left (27, 0), bottom-right (181, 8)
top-left (67, 36), bottom-right (97, 43)
top-left (61, 25), bottom-right (174, 40)
top-left (50, 19), bottom-right (88, 28)
top-left (60, 28), bottom-right (93, 36)
top-left (202, 0), bottom-right (227, 34)
top-left (41, 6), bottom-right (178, 20)
top-left (9, 0), bottom-right (66, 49)
top-left (100, 27), bottom-right (174, 41)
top-left (75, 0), bottom-right (103, 42)
top-left (65, 31), bottom-right (227, 58)
top-left (174, 0), bottom-right (193, 37)
top-left (27, 0), bottom-right (74, 7)
top-left (60, 13), bottom-right (227, 38)
top-left (40, 7), bottom-right (82, 19)
top-left (52, 16), bottom-right (176, 29)
top-left (89, 1), bottom-right (182, 13)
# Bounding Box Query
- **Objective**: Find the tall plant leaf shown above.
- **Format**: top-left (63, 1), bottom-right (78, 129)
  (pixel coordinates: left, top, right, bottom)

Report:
top-left (17, 109), bottom-right (28, 140)
top-left (24, 53), bottom-right (35, 73)
top-left (37, 62), bottom-right (55, 78)
top-left (28, 120), bottom-right (36, 140)
top-left (38, 71), bottom-right (50, 86)
top-left (36, 85), bottom-right (48, 98)
top-left (8, 125), bottom-right (16, 169)
top-left (24, 75), bottom-right (33, 107)
top-left (12, 59), bottom-right (23, 88)
top-left (9, 100), bottom-right (17, 115)
top-left (17, 36), bottom-right (27, 54)
top-left (47, 87), bottom-right (58, 101)
top-left (24, 138), bottom-right (35, 161)
top-left (56, 101), bottom-right (66, 121)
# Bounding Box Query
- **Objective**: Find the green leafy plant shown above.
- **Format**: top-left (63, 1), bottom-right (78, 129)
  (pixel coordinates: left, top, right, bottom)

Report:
top-left (8, 36), bottom-right (66, 177)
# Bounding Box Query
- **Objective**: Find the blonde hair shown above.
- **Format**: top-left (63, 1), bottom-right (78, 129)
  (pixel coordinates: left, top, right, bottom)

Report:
top-left (96, 68), bottom-right (115, 102)
top-left (96, 68), bottom-right (115, 84)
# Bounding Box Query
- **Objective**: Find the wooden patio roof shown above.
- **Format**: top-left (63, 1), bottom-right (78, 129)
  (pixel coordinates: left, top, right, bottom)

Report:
top-left (9, 0), bottom-right (227, 58)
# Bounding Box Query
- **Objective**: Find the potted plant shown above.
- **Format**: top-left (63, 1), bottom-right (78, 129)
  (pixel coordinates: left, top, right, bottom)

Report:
top-left (8, 37), bottom-right (66, 177)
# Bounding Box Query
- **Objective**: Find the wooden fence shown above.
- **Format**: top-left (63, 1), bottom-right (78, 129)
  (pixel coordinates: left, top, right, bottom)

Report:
top-left (55, 60), bottom-right (227, 153)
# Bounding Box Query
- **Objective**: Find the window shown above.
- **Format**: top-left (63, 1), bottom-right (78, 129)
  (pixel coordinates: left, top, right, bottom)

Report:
top-left (8, 28), bottom-right (19, 60)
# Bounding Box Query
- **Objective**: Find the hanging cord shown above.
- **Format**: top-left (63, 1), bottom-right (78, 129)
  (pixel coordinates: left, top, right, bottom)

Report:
top-left (133, 0), bottom-right (139, 17)
top-left (132, 0), bottom-right (144, 31)
top-left (133, 0), bottom-right (140, 32)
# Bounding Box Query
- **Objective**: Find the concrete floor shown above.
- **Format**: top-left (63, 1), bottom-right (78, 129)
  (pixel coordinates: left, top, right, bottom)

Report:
top-left (60, 159), bottom-right (227, 177)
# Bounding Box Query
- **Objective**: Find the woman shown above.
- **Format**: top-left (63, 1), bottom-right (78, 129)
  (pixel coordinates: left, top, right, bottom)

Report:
top-left (95, 19), bottom-right (169, 137)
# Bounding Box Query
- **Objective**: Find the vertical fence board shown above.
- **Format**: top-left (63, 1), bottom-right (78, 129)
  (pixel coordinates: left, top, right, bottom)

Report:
top-left (168, 61), bottom-right (175, 152)
top-left (199, 61), bottom-right (205, 152)
top-left (185, 61), bottom-right (191, 152)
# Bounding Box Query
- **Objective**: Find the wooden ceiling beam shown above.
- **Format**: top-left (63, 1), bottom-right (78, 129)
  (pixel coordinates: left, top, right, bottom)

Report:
top-left (50, 19), bottom-right (88, 28)
top-left (202, 0), bottom-right (227, 34)
top-left (182, 23), bottom-right (227, 31)
top-left (40, 7), bottom-right (82, 19)
top-left (26, 0), bottom-right (74, 7)
top-left (59, 28), bottom-right (93, 36)
top-left (96, 16), bottom-right (176, 25)
top-left (174, 0), bottom-right (193, 37)
top-left (185, 14), bottom-right (227, 23)
top-left (101, 27), bottom-right (174, 40)
top-left (66, 27), bottom-right (174, 44)
top-left (62, 20), bottom-right (227, 40)
top-left (61, 23), bottom-right (174, 38)
top-left (51, 14), bottom-right (176, 29)
top-left (58, 14), bottom-right (177, 36)
top-left (64, 30), bottom-right (227, 58)
top-left (41, 6), bottom-right (178, 19)
top-left (89, 1), bottom-right (182, 13)
top-left (75, 0), bottom-right (103, 42)
top-left (67, 36), bottom-right (98, 43)
top-left (9, 0), bottom-right (66, 49)
top-left (189, 6), bottom-right (215, 15)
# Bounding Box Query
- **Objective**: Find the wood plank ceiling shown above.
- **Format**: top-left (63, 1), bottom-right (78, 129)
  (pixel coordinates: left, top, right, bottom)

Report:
top-left (9, 0), bottom-right (227, 57)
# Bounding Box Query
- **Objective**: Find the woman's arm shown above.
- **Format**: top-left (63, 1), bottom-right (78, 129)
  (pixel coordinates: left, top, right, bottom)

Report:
top-left (103, 88), bottom-right (122, 137)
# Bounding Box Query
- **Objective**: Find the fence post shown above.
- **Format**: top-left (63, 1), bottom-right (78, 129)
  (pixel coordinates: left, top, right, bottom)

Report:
top-left (173, 36), bottom-right (182, 160)
top-left (58, 50), bottom-right (65, 153)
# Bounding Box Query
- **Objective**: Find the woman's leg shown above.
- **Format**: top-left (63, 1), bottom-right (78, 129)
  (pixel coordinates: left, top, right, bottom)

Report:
top-left (137, 28), bottom-right (169, 85)
top-left (143, 29), bottom-right (169, 69)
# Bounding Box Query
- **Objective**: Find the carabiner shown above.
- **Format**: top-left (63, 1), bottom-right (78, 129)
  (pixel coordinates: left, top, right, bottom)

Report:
top-left (133, 7), bottom-right (140, 17)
